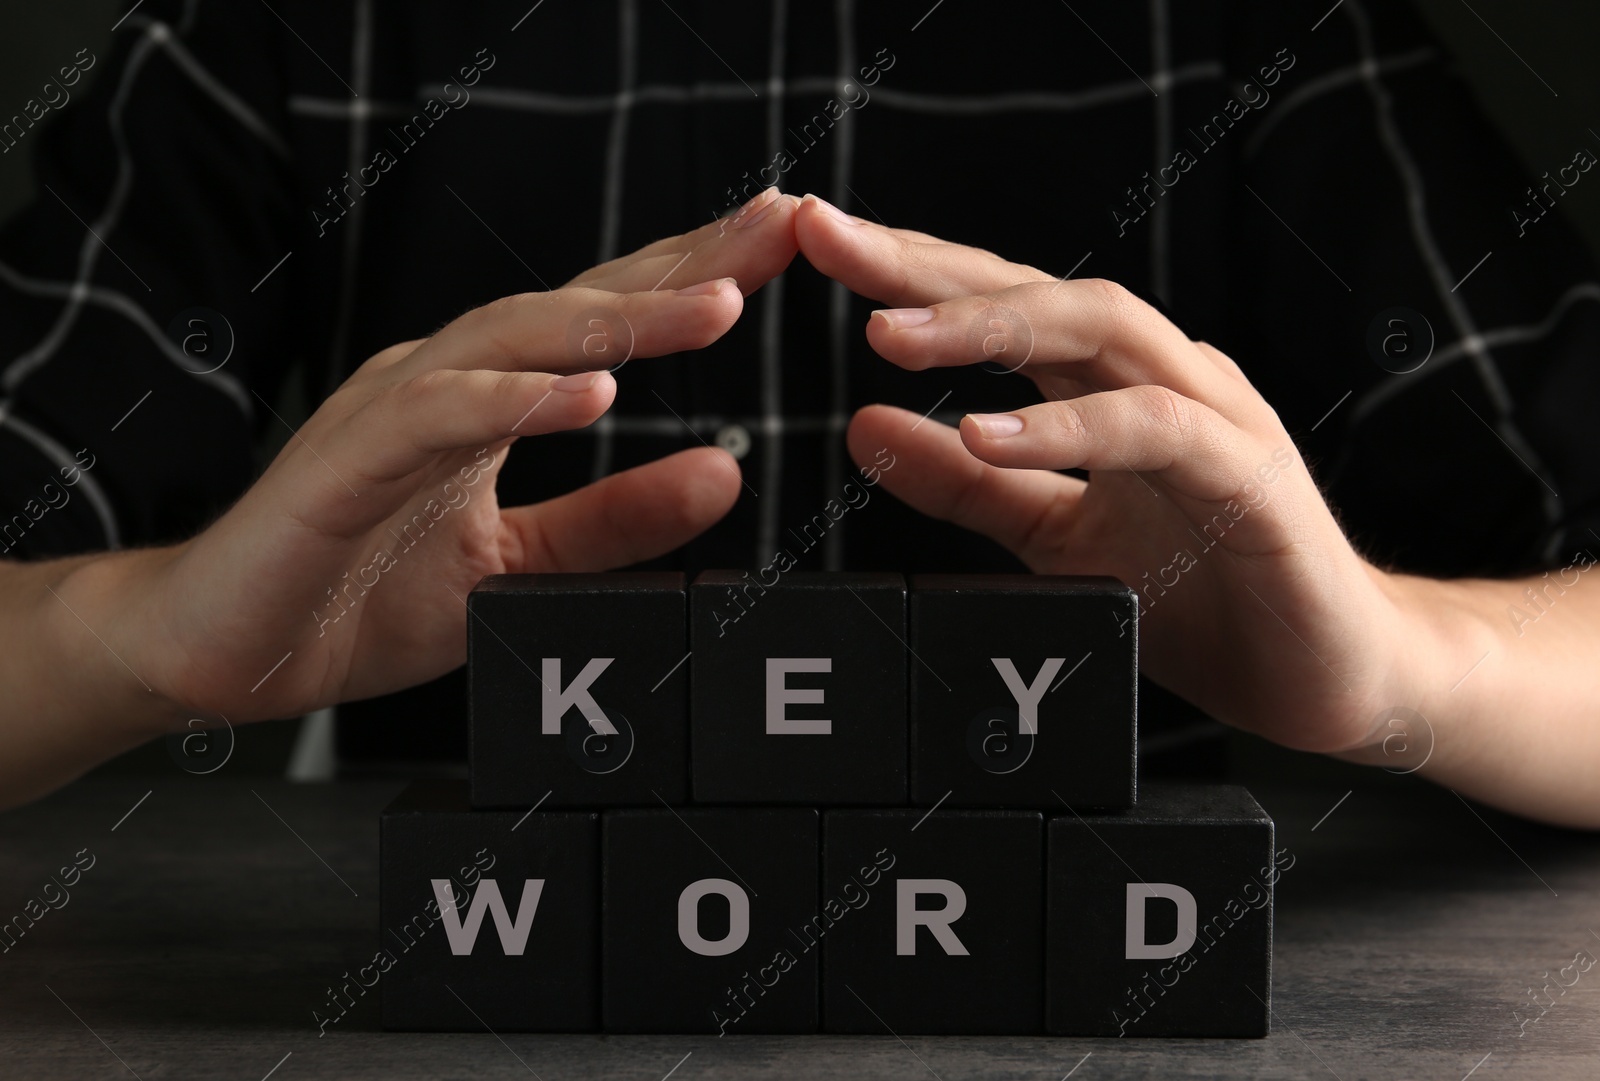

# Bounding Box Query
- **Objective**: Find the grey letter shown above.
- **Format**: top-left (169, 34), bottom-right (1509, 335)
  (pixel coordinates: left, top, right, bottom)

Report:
top-left (766, 658), bottom-right (831, 734)
top-left (678, 878), bottom-right (750, 956)
top-left (896, 879), bottom-right (969, 956)
top-left (1125, 883), bottom-right (1197, 959)
top-left (992, 657), bottom-right (1065, 735)
top-left (432, 878), bottom-right (544, 956)
top-left (541, 657), bottom-right (617, 736)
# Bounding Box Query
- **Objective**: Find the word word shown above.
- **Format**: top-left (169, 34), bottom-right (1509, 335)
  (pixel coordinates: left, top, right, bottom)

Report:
top-left (1507, 547), bottom-right (1596, 636)
top-left (1513, 944), bottom-right (1595, 1037)
top-left (0, 48), bottom-right (96, 154)
top-left (311, 47), bottom-right (496, 238)
top-left (716, 49), bottom-right (897, 213)
top-left (1116, 446), bottom-right (1295, 634)
top-left (708, 446), bottom-right (897, 636)
top-left (712, 847), bottom-right (896, 1035)
top-left (1114, 48), bottom-right (1297, 238)
top-left (1511, 147), bottom-right (1597, 238)
top-left (430, 874), bottom-right (992, 962)
top-left (313, 846), bottom-right (495, 1035)
top-left (0, 447), bottom-right (98, 555)
top-left (1113, 847), bottom-right (1294, 1035)
top-left (313, 448), bottom-right (494, 637)
top-left (0, 847), bottom-right (95, 953)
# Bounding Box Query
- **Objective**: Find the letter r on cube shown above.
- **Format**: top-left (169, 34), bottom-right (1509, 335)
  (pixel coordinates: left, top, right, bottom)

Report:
top-left (896, 879), bottom-right (970, 956)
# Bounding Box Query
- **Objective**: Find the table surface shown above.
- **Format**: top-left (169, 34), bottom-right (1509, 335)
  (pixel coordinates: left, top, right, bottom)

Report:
top-left (1, 775), bottom-right (1597, 1080)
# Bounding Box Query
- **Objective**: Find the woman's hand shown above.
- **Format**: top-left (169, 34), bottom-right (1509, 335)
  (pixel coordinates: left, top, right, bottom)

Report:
top-left (17, 192), bottom-right (801, 803)
top-left (793, 194), bottom-right (1595, 823)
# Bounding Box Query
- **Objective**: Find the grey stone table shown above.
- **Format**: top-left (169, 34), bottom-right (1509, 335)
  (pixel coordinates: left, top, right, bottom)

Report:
top-left (1, 775), bottom-right (1597, 1079)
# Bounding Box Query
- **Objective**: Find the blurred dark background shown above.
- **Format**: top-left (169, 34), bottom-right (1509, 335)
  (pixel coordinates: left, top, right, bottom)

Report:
top-left (3, 1), bottom-right (1597, 790)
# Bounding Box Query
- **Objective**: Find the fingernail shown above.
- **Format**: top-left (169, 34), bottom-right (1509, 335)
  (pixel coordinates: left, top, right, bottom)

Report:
top-left (968, 413), bottom-right (1024, 438)
top-left (871, 307), bottom-right (935, 330)
top-left (804, 192), bottom-right (858, 225)
top-left (552, 371), bottom-right (603, 392)
top-left (676, 277), bottom-right (737, 297)
top-left (731, 188), bottom-right (782, 229)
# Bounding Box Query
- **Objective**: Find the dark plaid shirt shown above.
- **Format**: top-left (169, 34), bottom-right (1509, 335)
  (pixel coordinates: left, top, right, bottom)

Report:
top-left (3, 0), bottom-right (1597, 755)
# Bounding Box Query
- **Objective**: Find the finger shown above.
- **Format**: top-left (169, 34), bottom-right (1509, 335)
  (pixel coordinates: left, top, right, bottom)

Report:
top-left (1194, 339), bottom-right (1253, 387)
top-left (573, 188), bottom-right (783, 273)
top-left (960, 389), bottom-right (1303, 555)
top-left (501, 446), bottom-right (742, 572)
top-left (847, 403), bottom-right (1083, 568)
top-left (396, 277), bottom-right (743, 376)
top-left (795, 193), bottom-right (1052, 305)
top-left (355, 338), bottom-right (427, 377)
top-left (317, 369), bottom-right (617, 491)
top-left (568, 189), bottom-right (801, 296)
top-left (864, 280), bottom-right (1247, 411)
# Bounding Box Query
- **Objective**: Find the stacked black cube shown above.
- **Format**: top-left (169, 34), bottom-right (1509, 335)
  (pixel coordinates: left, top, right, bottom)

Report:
top-left (380, 572), bottom-right (1276, 1037)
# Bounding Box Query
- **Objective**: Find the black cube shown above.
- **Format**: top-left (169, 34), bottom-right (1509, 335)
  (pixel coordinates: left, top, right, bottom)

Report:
top-left (602, 808), bottom-right (820, 1033)
top-left (909, 574), bottom-right (1136, 809)
top-left (379, 781), bottom-right (600, 1032)
top-left (1046, 783), bottom-right (1277, 1037)
top-left (821, 809), bottom-right (1043, 1034)
top-left (690, 571), bottom-right (907, 804)
top-left (469, 573), bottom-right (688, 808)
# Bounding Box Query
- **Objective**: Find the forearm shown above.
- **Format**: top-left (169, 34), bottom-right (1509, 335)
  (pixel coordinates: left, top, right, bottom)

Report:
top-left (0, 549), bottom-right (182, 809)
top-left (1350, 567), bottom-right (1600, 828)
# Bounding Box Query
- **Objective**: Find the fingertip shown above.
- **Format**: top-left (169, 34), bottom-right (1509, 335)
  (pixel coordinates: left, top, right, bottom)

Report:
top-left (680, 445), bottom-right (743, 515)
top-left (849, 401), bottom-right (910, 436)
top-left (722, 188), bottom-right (802, 243)
top-left (666, 276), bottom-right (745, 337)
top-left (551, 367), bottom-right (617, 401)
top-left (964, 412), bottom-right (1025, 441)
top-left (702, 443), bottom-right (740, 473)
top-left (958, 414), bottom-right (1004, 460)
top-left (674, 276), bottom-right (742, 299)
top-left (795, 194), bottom-right (859, 259)
top-left (846, 404), bottom-right (890, 461)
top-left (863, 313), bottom-right (936, 370)
top-left (676, 442), bottom-right (741, 481)
top-left (799, 192), bottom-right (859, 226)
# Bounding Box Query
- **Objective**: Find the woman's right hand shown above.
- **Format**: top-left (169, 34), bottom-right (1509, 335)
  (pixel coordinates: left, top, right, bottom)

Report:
top-left (17, 191), bottom-right (801, 805)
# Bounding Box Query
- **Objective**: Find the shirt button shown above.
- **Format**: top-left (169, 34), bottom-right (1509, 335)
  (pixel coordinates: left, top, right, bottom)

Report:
top-left (715, 423), bottom-right (752, 460)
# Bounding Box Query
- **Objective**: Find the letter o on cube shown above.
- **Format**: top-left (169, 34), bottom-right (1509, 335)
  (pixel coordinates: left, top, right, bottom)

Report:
top-left (678, 878), bottom-right (750, 956)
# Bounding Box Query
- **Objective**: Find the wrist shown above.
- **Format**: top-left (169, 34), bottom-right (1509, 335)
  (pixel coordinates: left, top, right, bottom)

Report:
top-left (40, 547), bottom-right (191, 741)
top-left (1335, 567), bottom-right (1497, 774)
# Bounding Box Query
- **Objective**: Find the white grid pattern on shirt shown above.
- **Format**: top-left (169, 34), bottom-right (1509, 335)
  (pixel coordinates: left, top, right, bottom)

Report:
top-left (753, 0), bottom-right (791, 569)
top-left (1243, 46), bottom-right (1436, 159)
top-left (8, 4), bottom-right (1586, 566)
top-left (1342, 0), bottom-right (1564, 555)
top-left (588, 0), bottom-right (640, 486)
top-left (1149, 0), bottom-right (1172, 305)
top-left (288, 67), bottom-right (1227, 122)
top-left (0, 11), bottom-right (271, 549)
top-left (0, 402), bottom-right (121, 548)
top-left (823, 0), bottom-right (857, 572)
top-left (1351, 281), bottom-right (1600, 425)
top-left (320, 0), bottom-right (374, 398)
